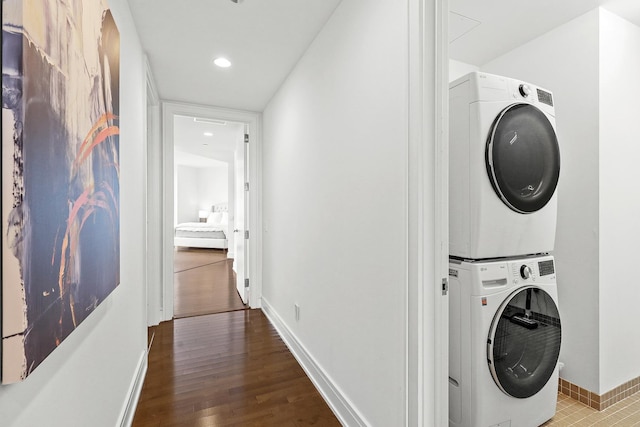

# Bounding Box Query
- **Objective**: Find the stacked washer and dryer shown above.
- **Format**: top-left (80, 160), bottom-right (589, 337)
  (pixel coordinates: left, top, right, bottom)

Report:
top-left (448, 72), bottom-right (562, 427)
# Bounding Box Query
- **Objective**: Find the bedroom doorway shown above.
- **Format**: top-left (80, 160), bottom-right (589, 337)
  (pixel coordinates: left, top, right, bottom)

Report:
top-left (158, 103), bottom-right (261, 322)
top-left (172, 116), bottom-right (246, 317)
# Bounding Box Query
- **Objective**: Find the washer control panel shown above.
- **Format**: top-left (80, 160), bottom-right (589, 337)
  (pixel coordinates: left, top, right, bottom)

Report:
top-left (509, 258), bottom-right (555, 284)
top-left (472, 256), bottom-right (556, 291)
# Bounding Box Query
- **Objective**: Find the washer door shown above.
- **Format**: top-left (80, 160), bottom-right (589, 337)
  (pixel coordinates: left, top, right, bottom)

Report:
top-left (487, 286), bottom-right (561, 398)
top-left (486, 103), bottom-right (560, 214)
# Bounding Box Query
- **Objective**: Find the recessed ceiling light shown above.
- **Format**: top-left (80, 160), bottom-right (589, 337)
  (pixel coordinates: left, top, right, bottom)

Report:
top-left (213, 57), bottom-right (231, 68)
top-left (204, 132), bottom-right (213, 137)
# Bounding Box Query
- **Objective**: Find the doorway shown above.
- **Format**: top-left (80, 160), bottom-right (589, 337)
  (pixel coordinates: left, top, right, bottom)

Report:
top-left (172, 114), bottom-right (246, 317)
top-left (156, 103), bottom-right (261, 323)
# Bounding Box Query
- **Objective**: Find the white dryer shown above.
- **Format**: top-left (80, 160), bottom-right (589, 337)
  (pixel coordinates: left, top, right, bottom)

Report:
top-left (449, 72), bottom-right (560, 259)
top-left (449, 255), bottom-right (561, 427)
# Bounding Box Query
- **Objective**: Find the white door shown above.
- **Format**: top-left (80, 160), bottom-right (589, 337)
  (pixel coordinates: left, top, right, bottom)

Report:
top-left (234, 129), bottom-right (248, 304)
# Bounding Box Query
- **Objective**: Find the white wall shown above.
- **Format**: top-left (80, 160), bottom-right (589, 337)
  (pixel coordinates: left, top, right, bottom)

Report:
top-left (176, 163), bottom-right (228, 224)
top-left (176, 165), bottom-right (200, 223)
top-left (482, 10), bottom-right (602, 392)
top-left (449, 59), bottom-right (478, 82)
top-left (0, 0), bottom-right (148, 424)
top-left (197, 164), bottom-right (228, 209)
top-left (262, 0), bottom-right (408, 424)
top-left (482, 8), bottom-right (640, 395)
top-left (598, 9), bottom-right (640, 393)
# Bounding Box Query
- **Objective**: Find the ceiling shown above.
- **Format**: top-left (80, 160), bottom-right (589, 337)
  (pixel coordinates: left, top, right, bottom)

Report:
top-left (129, 0), bottom-right (342, 112)
top-left (173, 115), bottom-right (244, 167)
top-left (450, 0), bottom-right (640, 65)
top-left (130, 0), bottom-right (639, 166)
top-left (131, 0), bottom-right (640, 114)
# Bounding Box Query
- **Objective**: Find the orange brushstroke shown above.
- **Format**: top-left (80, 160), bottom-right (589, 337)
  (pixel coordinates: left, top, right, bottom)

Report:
top-left (76, 113), bottom-right (117, 158)
top-left (75, 126), bottom-right (120, 167)
top-left (57, 186), bottom-right (94, 300)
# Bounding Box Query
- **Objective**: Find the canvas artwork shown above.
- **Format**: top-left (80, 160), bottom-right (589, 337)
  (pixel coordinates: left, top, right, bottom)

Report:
top-left (1, 0), bottom-right (120, 383)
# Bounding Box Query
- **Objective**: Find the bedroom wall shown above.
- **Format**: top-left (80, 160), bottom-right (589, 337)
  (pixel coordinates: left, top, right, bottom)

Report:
top-left (482, 9), bottom-right (601, 392)
top-left (0, 0), bottom-right (148, 425)
top-left (598, 9), bottom-right (640, 393)
top-left (262, 0), bottom-right (408, 424)
top-left (197, 163), bottom-right (228, 211)
top-left (176, 162), bottom-right (228, 224)
top-left (176, 165), bottom-right (200, 223)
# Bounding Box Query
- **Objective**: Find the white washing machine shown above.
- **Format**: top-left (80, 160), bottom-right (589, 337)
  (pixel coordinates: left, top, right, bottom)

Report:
top-left (449, 255), bottom-right (561, 427)
top-left (449, 72), bottom-right (560, 260)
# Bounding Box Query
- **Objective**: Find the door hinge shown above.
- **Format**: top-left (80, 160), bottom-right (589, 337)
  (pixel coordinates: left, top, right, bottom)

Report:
top-left (442, 278), bottom-right (449, 296)
top-left (244, 182), bottom-right (249, 191)
top-left (244, 133), bottom-right (249, 143)
top-left (244, 230), bottom-right (249, 239)
top-left (244, 278), bottom-right (250, 288)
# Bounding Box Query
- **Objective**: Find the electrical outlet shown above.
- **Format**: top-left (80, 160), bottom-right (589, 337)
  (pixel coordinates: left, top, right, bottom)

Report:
top-left (294, 304), bottom-right (300, 321)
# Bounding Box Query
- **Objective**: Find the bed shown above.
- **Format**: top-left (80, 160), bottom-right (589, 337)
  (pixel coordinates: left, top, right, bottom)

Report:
top-left (174, 204), bottom-right (229, 250)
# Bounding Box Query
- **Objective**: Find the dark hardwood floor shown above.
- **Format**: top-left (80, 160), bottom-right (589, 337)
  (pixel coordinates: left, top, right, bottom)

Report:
top-left (174, 248), bottom-right (246, 318)
top-left (132, 310), bottom-right (341, 426)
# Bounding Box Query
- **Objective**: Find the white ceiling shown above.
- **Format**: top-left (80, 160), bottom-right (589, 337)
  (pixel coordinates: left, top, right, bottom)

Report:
top-left (131, 0), bottom-right (639, 166)
top-left (450, 0), bottom-right (640, 66)
top-left (173, 115), bottom-right (244, 167)
top-left (131, 0), bottom-right (640, 115)
top-left (129, 0), bottom-right (342, 112)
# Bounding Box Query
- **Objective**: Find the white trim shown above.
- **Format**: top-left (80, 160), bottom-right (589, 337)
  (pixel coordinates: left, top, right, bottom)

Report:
top-left (145, 57), bottom-right (163, 326)
top-left (261, 298), bottom-right (368, 427)
top-left (407, 0), bottom-right (449, 425)
top-left (117, 350), bottom-right (148, 427)
top-left (145, 57), bottom-right (160, 106)
top-left (161, 101), bottom-right (263, 320)
top-left (434, 0), bottom-right (450, 425)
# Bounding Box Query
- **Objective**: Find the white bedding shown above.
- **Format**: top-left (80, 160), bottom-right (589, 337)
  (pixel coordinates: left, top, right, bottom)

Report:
top-left (175, 222), bottom-right (226, 239)
top-left (174, 204), bottom-right (229, 249)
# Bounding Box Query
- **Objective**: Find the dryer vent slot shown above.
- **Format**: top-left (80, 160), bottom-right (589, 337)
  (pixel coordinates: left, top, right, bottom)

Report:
top-left (510, 314), bottom-right (539, 329)
top-left (482, 278), bottom-right (507, 288)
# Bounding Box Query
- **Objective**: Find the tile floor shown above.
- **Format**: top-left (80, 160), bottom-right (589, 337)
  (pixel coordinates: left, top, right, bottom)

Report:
top-left (544, 391), bottom-right (640, 426)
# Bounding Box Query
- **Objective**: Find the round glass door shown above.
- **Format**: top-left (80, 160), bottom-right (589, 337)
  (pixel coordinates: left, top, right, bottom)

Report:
top-left (486, 103), bottom-right (560, 214)
top-left (487, 286), bottom-right (561, 398)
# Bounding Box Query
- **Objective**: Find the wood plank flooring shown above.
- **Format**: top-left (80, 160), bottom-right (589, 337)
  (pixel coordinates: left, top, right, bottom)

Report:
top-left (132, 310), bottom-right (341, 426)
top-left (174, 248), bottom-right (246, 318)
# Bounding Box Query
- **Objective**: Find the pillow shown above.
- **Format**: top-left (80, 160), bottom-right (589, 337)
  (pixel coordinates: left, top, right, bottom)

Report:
top-left (207, 212), bottom-right (223, 224)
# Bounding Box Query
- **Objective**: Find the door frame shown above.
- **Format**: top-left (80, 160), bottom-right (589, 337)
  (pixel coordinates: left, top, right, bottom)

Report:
top-left (159, 102), bottom-right (262, 322)
top-left (145, 57), bottom-right (162, 327)
top-left (406, 0), bottom-right (449, 425)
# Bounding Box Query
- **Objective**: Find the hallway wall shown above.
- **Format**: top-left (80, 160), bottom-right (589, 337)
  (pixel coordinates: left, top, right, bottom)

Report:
top-left (0, 0), bottom-right (148, 425)
top-left (262, 0), bottom-right (409, 424)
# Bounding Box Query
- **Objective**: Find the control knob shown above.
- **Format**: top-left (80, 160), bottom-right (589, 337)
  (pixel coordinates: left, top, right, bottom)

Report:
top-left (519, 84), bottom-right (531, 98)
top-left (520, 265), bottom-right (532, 280)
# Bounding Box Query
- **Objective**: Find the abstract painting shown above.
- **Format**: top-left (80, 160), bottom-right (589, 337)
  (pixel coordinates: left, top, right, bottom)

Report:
top-left (2, 0), bottom-right (120, 383)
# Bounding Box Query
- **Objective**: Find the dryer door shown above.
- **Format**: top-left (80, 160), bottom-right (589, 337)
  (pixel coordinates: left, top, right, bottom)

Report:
top-left (486, 103), bottom-right (560, 213)
top-left (487, 286), bottom-right (561, 398)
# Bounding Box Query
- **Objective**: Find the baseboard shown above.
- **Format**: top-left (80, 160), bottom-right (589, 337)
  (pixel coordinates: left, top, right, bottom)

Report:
top-left (559, 376), bottom-right (640, 411)
top-left (117, 350), bottom-right (148, 427)
top-left (261, 298), bottom-right (367, 427)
